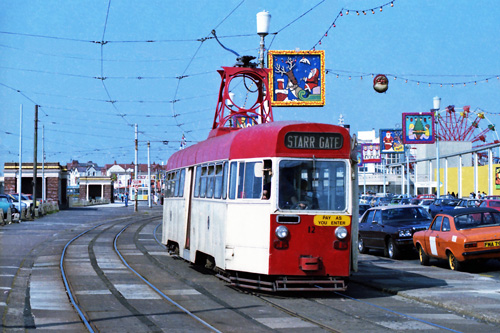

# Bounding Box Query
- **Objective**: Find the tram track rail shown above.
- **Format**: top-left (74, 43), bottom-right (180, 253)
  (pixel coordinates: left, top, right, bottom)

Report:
top-left (61, 213), bottom-right (223, 332)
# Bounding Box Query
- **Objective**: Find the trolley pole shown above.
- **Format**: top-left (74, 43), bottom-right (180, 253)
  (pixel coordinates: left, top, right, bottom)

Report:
top-left (33, 105), bottom-right (38, 217)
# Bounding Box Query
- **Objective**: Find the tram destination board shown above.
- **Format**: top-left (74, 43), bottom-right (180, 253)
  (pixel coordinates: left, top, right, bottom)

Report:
top-left (285, 132), bottom-right (343, 150)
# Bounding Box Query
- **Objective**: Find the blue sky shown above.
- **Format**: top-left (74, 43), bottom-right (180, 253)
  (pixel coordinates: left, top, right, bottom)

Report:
top-left (1, 0), bottom-right (500, 175)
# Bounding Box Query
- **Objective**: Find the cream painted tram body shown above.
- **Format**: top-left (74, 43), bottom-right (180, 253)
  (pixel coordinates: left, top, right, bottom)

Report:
top-left (162, 121), bottom-right (358, 291)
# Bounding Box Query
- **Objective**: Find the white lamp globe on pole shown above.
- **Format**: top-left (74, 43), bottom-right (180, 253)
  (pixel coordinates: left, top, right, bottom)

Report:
top-left (256, 11), bottom-right (271, 68)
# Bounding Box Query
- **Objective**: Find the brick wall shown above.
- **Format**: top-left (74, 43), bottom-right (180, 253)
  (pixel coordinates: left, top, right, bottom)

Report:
top-left (4, 177), bottom-right (16, 193)
top-left (46, 177), bottom-right (60, 203)
top-left (79, 184), bottom-right (87, 201)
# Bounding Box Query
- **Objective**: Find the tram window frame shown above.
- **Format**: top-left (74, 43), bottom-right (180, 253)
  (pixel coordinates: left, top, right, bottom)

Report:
top-left (173, 170), bottom-right (181, 197)
top-left (206, 164), bottom-right (215, 198)
top-left (200, 165), bottom-right (208, 198)
top-left (178, 168), bottom-right (186, 197)
top-left (194, 165), bottom-right (202, 198)
top-left (278, 159), bottom-right (348, 211)
top-left (166, 172), bottom-right (175, 197)
top-left (230, 160), bottom-right (263, 200)
top-left (229, 162), bottom-right (238, 200)
top-left (214, 163), bottom-right (224, 199)
top-left (222, 162), bottom-right (228, 199)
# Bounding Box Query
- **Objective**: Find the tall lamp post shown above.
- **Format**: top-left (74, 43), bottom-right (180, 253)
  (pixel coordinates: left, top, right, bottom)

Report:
top-left (256, 11), bottom-right (271, 68)
top-left (432, 96), bottom-right (441, 198)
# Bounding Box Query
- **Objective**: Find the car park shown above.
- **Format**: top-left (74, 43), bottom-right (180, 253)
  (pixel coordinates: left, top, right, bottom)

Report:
top-left (428, 198), bottom-right (460, 217)
top-left (479, 199), bottom-right (500, 212)
top-left (413, 207), bottom-right (500, 271)
top-left (358, 205), bottom-right (433, 259)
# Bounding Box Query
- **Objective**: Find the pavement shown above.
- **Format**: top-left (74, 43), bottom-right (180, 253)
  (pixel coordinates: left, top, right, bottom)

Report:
top-left (352, 254), bottom-right (500, 325)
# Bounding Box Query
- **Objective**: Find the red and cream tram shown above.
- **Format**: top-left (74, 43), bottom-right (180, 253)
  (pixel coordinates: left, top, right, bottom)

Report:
top-left (162, 63), bottom-right (358, 291)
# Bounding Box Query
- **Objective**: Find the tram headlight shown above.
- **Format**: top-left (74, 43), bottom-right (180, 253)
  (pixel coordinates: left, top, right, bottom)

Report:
top-left (275, 226), bottom-right (289, 240)
top-left (335, 226), bottom-right (348, 240)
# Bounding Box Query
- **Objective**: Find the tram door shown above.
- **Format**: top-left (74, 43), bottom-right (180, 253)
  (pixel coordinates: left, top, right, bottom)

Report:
top-left (184, 167), bottom-right (194, 250)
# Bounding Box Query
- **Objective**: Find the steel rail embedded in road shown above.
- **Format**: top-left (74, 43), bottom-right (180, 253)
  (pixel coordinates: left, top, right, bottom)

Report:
top-left (114, 221), bottom-right (222, 333)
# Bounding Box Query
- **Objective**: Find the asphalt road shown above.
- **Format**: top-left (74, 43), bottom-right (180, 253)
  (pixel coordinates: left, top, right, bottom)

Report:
top-left (1, 203), bottom-right (500, 332)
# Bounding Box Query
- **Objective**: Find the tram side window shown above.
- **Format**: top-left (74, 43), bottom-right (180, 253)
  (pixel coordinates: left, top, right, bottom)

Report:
top-left (236, 161), bottom-right (263, 199)
top-left (178, 169), bottom-right (186, 197)
top-left (166, 172), bottom-right (175, 197)
top-left (214, 163), bottom-right (223, 199)
top-left (194, 165), bottom-right (202, 197)
top-left (206, 164), bottom-right (215, 198)
top-left (222, 162), bottom-right (228, 199)
top-left (200, 166), bottom-right (208, 198)
top-left (229, 162), bottom-right (238, 199)
top-left (173, 170), bottom-right (180, 197)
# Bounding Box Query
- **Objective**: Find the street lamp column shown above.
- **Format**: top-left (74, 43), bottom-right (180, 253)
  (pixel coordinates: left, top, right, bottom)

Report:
top-left (256, 11), bottom-right (271, 68)
top-left (433, 96), bottom-right (441, 198)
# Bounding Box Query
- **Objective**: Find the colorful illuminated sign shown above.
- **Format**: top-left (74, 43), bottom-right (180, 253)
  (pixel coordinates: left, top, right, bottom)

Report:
top-left (268, 50), bottom-right (325, 106)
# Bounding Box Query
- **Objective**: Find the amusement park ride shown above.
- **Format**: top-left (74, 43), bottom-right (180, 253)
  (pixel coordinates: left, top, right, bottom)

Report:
top-left (434, 105), bottom-right (499, 163)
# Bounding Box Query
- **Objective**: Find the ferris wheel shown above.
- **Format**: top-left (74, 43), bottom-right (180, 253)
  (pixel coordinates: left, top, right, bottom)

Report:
top-left (436, 105), bottom-right (499, 148)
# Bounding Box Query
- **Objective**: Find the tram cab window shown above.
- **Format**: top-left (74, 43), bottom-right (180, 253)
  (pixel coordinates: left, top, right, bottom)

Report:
top-left (278, 160), bottom-right (347, 211)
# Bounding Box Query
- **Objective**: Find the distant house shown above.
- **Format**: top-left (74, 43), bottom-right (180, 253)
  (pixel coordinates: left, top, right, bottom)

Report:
top-left (103, 161), bottom-right (166, 197)
top-left (66, 160), bottom-right (102, 194)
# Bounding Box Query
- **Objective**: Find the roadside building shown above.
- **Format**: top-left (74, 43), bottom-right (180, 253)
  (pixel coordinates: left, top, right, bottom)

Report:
top-left (3, 162), bottom-right (68, 206)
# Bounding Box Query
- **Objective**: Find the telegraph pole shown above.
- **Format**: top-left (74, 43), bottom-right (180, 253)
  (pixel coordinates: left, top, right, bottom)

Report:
top-left (19, 105), bottom-right (23, 220)
top-left (134, 124), bottom-right (138, 212)
top-left (33, 105), bottom-right (38, 216)
top-left (147, 141), bottom-right (151, 208)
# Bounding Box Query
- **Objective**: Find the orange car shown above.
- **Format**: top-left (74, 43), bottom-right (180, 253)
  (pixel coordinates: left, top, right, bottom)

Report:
top-left (413, 207), bottom-right (500, 271)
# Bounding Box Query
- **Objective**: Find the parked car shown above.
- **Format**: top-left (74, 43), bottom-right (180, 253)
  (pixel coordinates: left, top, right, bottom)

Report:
top-left (390, 198), bottom-right (401, 205)
top-left (419, 199), bottom-right (435, 212)
top-left (455, 199), bottom-right (481, 209)
top-left (359, 204), bottom-right (371, 219)
top-left (416, 194), bottom-right (436, 200)
top-left (428, 198), bottom-right (460, 217)
top-left (413, 207), bottom-right (500, 271)
top-left (360, 195), bottom-right (374, 205)
top-left (479, 199), bottom-right (500, 212)
top-left (5, 194), bottom-right (28, 212)
top-left (358, 205), bottom-right (433, 259)
top-left (0, 194), bottom-right (17, 219)
top-left (483, 195), bottom-right (500, 200)
top-left (371, 196), bottom-right (391, 207)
